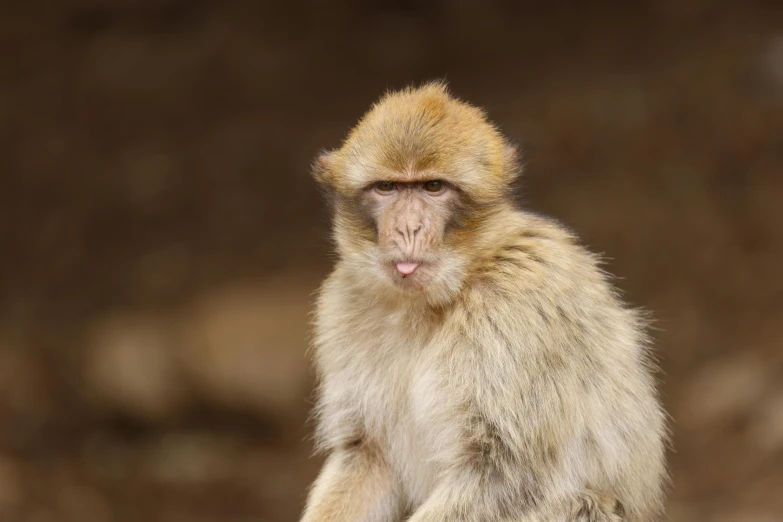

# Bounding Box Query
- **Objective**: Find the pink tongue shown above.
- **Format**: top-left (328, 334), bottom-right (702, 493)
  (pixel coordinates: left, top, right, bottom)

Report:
top-left (396, 262), bottom-right (419, 275)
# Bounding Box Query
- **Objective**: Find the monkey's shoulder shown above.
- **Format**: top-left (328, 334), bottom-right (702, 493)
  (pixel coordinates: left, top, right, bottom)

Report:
top-left (460, 212), bottom-right (641, 338)
top-left (473, 212), bottom-right (606, 290)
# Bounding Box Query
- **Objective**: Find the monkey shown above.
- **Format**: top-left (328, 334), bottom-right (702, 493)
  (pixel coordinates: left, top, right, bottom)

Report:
top-left (302, 82), bottom-right (668, 522)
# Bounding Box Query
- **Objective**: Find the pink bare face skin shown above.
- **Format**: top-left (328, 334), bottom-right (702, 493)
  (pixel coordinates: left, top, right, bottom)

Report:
top-left (363, 178), bottom-right (459, 291)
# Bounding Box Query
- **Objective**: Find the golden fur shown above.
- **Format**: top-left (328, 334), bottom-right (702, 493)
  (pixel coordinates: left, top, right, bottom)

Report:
top-left (303, 82), bottom-right (668, 522)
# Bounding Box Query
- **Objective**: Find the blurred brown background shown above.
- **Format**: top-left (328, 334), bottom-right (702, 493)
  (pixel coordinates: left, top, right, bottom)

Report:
top-left (1, 0), bottom-right (782, 521)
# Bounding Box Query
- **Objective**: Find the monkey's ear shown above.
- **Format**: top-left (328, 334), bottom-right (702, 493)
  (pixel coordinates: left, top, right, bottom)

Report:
top-left (312, 150), bottom-right (336, 187)
top-left (503, 143), bottom-right (524, 182)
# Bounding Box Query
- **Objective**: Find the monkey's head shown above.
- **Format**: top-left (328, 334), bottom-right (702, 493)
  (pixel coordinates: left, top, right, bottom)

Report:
top-left (313, 82), bottom-right (520, 305)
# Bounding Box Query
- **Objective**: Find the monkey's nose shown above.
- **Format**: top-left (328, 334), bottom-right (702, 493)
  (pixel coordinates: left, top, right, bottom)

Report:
top-left (396, 262), bottom-right (419, 275)
top-left (395, 222), bottom-right (422, 242)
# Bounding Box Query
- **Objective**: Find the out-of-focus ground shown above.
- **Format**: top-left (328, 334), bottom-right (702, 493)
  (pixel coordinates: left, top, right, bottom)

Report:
top-left (1, 1), bottom-right (782, 521)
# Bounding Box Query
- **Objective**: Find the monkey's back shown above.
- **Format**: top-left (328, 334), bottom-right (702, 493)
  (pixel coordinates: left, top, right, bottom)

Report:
top-left (311, 209), bottom-right (667, 521)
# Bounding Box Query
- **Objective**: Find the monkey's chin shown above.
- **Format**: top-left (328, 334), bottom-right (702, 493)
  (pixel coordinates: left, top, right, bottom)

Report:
top-left (392, 272), bottom-right (428, 290)
top-left (373, 262), bottom-right (462, 308)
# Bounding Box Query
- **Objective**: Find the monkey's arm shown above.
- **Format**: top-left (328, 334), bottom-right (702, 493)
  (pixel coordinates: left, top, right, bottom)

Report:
top-left (301, 442), bottom-right (403, 522)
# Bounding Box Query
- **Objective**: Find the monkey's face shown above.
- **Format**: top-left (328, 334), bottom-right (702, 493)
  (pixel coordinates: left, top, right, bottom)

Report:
top-left (360, 178), bottom-right (464, 294)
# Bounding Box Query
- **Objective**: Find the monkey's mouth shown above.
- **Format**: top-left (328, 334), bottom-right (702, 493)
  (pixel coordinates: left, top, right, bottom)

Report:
top-left (396, 262), bottom-right (420, 277)
top-left (385, 258), bottom-right (433, 287)
top-left (387, 260), bottom-right (429, 283)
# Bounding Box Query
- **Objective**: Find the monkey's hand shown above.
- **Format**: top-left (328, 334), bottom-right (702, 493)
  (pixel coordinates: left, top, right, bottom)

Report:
top-left (300, 442), bottom-right (402, 522)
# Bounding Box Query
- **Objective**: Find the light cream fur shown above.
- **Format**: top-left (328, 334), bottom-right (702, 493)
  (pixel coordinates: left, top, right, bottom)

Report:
top-left (303, 82), bottom-right (668, 522)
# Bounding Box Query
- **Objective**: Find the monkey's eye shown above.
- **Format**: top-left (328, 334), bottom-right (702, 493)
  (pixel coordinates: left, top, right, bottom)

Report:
top-left (375, 181), bottom-right (397, 193)
top-left (424, 180), bottom-right (443, 193)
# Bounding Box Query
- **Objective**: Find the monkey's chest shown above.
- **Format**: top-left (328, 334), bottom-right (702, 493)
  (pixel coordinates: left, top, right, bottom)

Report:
top-left (361, 355), bottom-right (458, 505)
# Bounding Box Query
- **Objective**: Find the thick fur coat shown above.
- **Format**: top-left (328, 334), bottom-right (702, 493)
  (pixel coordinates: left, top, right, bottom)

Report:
top-left (304, 83), bottom-right (667, 522)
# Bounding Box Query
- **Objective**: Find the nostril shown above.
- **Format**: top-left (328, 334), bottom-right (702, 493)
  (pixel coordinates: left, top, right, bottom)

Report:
top-left (396, 223), bottom-right (422, 243)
